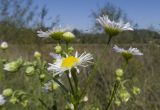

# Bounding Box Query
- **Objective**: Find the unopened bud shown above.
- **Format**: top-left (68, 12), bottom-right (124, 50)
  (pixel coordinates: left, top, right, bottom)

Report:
top-left (9, 97), bottom-right (18, 104)
top-left (34, 51), bottom-right (41, 59)
top-left (54, 45), bottom-right (62, 54)
top-left (63, 32), bottom-right (75, 42)
top-left (3, 88), bottom-right (13, 97)
top-left (116, 69), bottom-right (123, 77)
top-left (132, 87), bottom-right (141, 95)
top-left (39, 74), bottom-right (46, 80)
top-left (1, 41), bottom-right (8, 50)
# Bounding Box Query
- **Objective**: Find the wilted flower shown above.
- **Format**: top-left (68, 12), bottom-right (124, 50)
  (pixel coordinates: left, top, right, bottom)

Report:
top-left (0, 95), bottom-right (6, 106)
top-left (48, 52), bottom-right (93, 77)
top-left (42, 80), bottom-right (59, 92)
top-left (4, 58), bottom-right (23, 72)
top-left (96, 15), bottom-right (133, 36)
top-left (1, 41), bottom-right (8, 50)
top-left (37, 26), bottom-right (68, 40)
top-left (113, 45), bottom-right (143, 61)
top-left (2, 88), bottom-right (13, 97)
top-left (63, 32), bottom-right (75, 42)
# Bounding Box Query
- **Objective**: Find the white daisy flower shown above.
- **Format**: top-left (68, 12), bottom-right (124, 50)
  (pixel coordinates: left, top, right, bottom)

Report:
top-left (37, 30), bottom-right (49, 38)
top-left (113, 45), bottom-right (143, 60)
top-left (48, 52), bottom-right (93, 77)
top-left (96, 15), bottom-right (133, 36)
top-left (113, 45), bottom-right (143, 55)
top-left (37, 26), bottom-right (69, 40)
top-left (0, 95), bottom-right (6, 106)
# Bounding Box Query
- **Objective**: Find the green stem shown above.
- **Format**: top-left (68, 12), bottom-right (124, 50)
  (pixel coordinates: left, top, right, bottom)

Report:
top-left (38, 98), bottom-right (51, 110)
top-left (71, 70), bottom-right (78, 93)
top-left (106, 81), bottom-right (120, 110)
top-left (66, 72), bottom-right (75, 95)
top-left (107, 35), bottom-right (112, 45)
top-left (74, 103), bottom-right (78, 110)
top-left (52, 76), bottom-right (69, 93)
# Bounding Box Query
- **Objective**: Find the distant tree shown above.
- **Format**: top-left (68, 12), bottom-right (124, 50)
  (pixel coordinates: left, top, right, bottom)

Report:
top-left (0, 0), bottom-right (60, 43)
top-left (90, 2), bottom-right (131, 31)
top-left (35, 5), bottom-right (60, 30)
top-left (0, 0), bottom-right (36, 27)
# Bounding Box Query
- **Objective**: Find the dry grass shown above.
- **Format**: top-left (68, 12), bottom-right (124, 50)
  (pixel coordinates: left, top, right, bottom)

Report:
top-left (0, 43), bottom-right (160, 110)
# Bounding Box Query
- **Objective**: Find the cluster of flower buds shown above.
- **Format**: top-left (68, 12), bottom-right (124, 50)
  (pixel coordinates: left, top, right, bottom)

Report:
top-left (0, 89), bottom-right (29, 107)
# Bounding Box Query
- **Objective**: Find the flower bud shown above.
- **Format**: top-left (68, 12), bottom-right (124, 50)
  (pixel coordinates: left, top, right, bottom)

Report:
top-left (114, 99), bottom-right (121, 106)
top-left (116, 77), bottom-right (121, 81)
top-left (54, 45), bottom-right (62, 54)
top-left (4, 58), bottom-right (23, 72)
top-left (39, 74), bottom-right (46, 80)
top-left (68, 47), bottom-right (74, 53)
top-left (9, 97), bottom-right (18, 104)
top-left (82, 95), bottom-right (88, 102)
top-left (2, 88), bottom-right (13, 97)
top-left (25, 66), bottom-right (35, 76)
top-left (63, 32), bottom-right (75, 42)
top-left (34, 51), bottom-right (41, 59)
top-left (1, 41), bottom-right (8, 50)
top-left (21, 100), bottom-right (29, 107)
top-left (65, 103), bottom-right (74, 110)
top-left (119, 89), bottom-right (130, 103)
top-left (132, 87), bottom-right (141, 95)
top-left (116, 69), bottom-right (123, 77)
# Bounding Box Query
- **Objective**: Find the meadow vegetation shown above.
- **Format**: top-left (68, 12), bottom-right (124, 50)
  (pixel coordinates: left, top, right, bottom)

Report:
top-left (0, 0), bottom-right (160, 110)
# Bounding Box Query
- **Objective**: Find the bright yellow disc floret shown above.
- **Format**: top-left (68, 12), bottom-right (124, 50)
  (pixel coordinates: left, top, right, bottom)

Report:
top-left (61, 56), bottom-right (79, 68)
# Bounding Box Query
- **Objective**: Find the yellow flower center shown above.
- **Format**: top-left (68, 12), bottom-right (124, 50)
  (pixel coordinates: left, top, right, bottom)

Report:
top-left (61, 56), bottom-right (79, 68)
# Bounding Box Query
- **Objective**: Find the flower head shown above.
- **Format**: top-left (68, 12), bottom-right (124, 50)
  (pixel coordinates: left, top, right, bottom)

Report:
top-left (97, 15), bottom-right (133, 36)
top-left (0, 95), bottom-right (6, 106)
top-left (37, 26), bottom-right (68, 40)
top-left (1, 41), bottom-right (8, 50)
top-left (48, 52), bottom-right (93, 77)
top-left (113, 45), bottom-right (143, 61)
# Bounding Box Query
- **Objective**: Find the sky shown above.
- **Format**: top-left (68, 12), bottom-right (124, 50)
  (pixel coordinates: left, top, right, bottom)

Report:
top-left (34, 0), bottom-right (160, 30)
